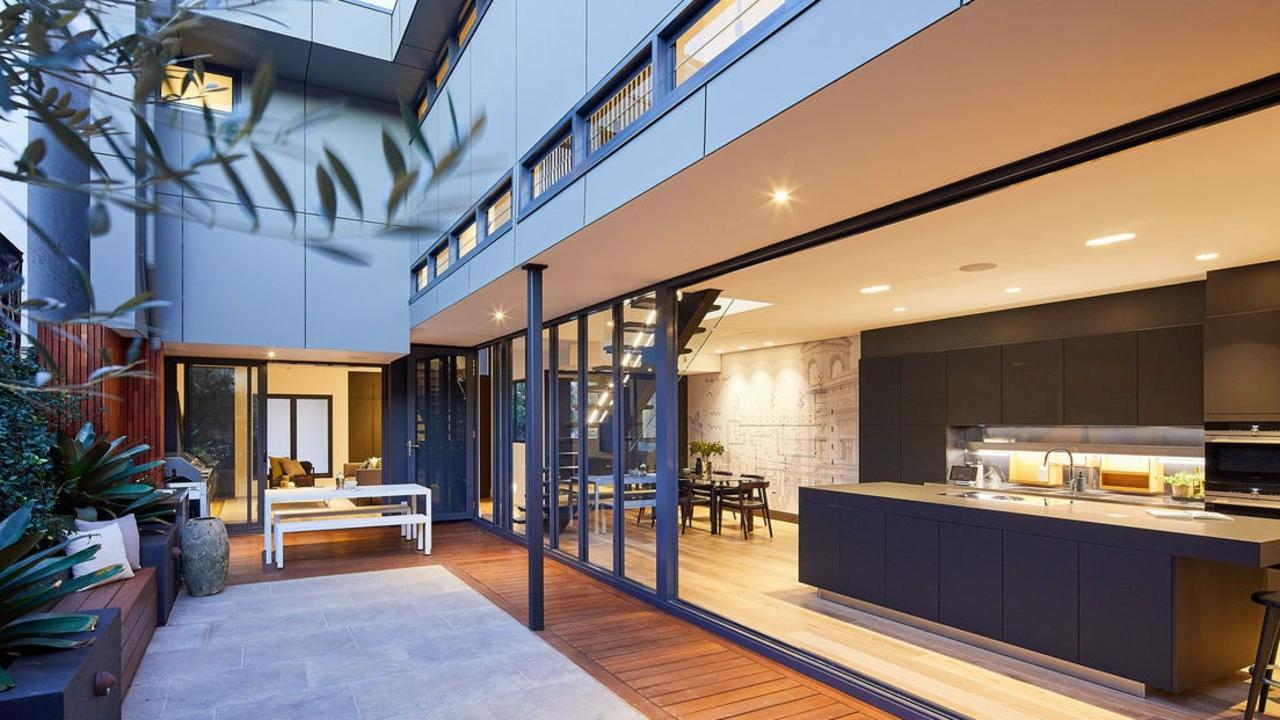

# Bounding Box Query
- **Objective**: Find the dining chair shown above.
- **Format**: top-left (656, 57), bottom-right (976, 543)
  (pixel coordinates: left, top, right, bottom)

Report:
top-left (718, 476), bottom-right (773, 539)
top-left (678, 478), bottom-right (713, 534)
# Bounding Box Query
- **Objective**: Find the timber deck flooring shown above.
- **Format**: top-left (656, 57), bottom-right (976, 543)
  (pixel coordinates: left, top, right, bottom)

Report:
top-left (227, 522), bottom-right (894, 720)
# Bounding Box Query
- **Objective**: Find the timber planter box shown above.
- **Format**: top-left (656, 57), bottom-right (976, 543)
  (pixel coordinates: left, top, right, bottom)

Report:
top-left (0, 608), bottom-right (123, 720)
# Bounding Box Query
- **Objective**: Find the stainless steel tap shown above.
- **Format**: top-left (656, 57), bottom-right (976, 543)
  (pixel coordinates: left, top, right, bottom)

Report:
top-left (1043, 447), bottom-right (1079, 492)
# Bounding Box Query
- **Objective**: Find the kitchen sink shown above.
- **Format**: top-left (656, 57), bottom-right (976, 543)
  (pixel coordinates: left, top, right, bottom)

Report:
top-left (944, 491), bottom-right (1027, 503)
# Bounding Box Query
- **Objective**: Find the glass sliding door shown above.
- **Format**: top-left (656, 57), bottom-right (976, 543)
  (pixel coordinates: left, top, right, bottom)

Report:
top-left (511, 335), bottom-right (527, 535)
top-left (174, 360), bottom-right (266, 530)
top-left (552, 320), bottom-right (581, 557)
top-left (412, 349), bottom-right (473, 520)
top-left (584, 307), bottom-right (615, 571)
top-left (621, 293), bottom-right (658, 588)
top-left (477, 347), bottom-right (495, 523)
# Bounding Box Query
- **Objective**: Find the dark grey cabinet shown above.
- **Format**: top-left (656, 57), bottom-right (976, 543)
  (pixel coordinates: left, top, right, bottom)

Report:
top-left (1079, 543), bottom-right (1174, 689)
top-left (899, 424), bottom-right (946, 484)
top-left (860, 357), bottom-right (901, 424)
top-left (1064, 333), bottom-right (1137, 425)
top-left (1138, 325), bottom-right (1203, 426)
top-left (900, 352), bottom-right (947, 425)
top-left (947, 346), bottom-right (1002, 425)
top-left (885, 515), bottom-right (939, 620)
top-left (940, 523), bottom-right (1002, 640)
top-left (859, 423), bottom-right (900, 483)
top-left (1002, 531), bottom-right (1078, 662)
top-left (797, 500), bottom-right (840, 591)
top-left (1205, 310), bottom-right (1280, 420)
top-left (838, 507), bottom-right (886, 604)
top-left (1002, 340), bottom-right (1064, 425)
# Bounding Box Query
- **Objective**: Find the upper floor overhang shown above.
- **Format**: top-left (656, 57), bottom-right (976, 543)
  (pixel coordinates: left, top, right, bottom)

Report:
top-left (407, 0), bottom-right (1280, 347)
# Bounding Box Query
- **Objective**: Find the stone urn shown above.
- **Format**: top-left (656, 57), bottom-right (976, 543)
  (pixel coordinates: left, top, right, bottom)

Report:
top-left (181, 517), bottom-right (229, 596)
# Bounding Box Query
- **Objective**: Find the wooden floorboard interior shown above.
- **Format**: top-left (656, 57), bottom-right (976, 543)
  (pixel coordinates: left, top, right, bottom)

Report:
top-left (226, 522), bottom-right (893, 720)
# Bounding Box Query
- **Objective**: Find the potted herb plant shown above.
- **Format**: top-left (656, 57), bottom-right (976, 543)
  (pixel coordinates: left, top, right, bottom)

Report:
top-left (1164, 471), bottom-right (1203, 501)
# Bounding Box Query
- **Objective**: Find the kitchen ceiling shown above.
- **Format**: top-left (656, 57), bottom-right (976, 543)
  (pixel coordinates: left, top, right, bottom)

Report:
top-left (682, 102), bottom-right (1280, 356)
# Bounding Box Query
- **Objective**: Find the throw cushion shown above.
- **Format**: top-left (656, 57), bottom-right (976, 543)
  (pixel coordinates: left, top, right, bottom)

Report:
top-left (269, 456), bottom-right (286, 477)
top-left (283, 459), bottom-right (307, 476)
top-left (76, 514), bottom-right (141, 570)
top-left (66, 522), bottom-right (135, 589)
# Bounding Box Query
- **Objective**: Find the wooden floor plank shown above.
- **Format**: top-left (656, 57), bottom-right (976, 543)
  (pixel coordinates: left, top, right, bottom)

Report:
top-left (225, 523), bottom-right (894, 720)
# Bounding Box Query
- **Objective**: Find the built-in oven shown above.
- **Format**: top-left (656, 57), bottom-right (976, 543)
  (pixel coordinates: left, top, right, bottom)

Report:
top-left (1204, 422), bottom-right (1280, 516)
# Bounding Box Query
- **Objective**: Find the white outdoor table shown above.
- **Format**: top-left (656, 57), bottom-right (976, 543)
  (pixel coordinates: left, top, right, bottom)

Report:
top-left (263, 483), bottom-right (432, 564)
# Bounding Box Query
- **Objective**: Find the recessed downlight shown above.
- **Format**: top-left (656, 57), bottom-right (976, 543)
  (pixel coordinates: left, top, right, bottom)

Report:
top-left (1195, 252), bottom-right (1220, 262)
top-left (737, 345), bottom-right (748, 351)
top-left (715, 349), bottom-right (724, 354)
top-left (860, 284), bottom-right (891, 295)
top-left (492, 309), bottom-right (507, 322)
top-left (763, 341), bottom-right (775, 347)
top-left (1005, 287), bottom-right (1023, 294)
top-left (1085, 232), bottom-right (1136, 247)
top-left (770, 189), bottom-right (792, 204)
top-left (266, 350), bottom-right (277, 359)
top-left (893, 307), bottom-right (908, 313)
top-left (959, 262), bottom-right (998, 273)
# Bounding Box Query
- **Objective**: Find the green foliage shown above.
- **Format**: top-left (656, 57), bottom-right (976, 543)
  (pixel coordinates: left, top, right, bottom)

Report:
top-left (51, 423), bottom-right (168, 528)
top-left (0, 330), bottom-right (67, 542)
top-left (1, 0), bottom-right (483, 396)
top-left (1163, 471), bottom-right (1201, 487)
top-left (0, 502), bottom-right (123, 692)
top-left (689, 440), bottom-right (725, 459)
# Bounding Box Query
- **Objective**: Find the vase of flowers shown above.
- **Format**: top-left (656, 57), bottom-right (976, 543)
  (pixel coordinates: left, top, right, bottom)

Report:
top-left (689, 440), bottom-right (725, 479)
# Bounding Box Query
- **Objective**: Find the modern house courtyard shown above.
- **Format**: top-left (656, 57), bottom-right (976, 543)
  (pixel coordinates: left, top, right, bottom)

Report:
top-left (3, 1), bottom-right (1280, 719)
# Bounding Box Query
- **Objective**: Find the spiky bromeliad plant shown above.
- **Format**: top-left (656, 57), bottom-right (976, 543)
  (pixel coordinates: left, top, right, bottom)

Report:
top-left (51, 423), bottom-right (168, 528)
top-left (0, 502), bottom-right (123, 691)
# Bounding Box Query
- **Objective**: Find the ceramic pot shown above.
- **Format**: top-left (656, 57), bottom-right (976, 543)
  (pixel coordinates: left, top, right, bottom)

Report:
top-left (181, 517), bottom-right (229, 596)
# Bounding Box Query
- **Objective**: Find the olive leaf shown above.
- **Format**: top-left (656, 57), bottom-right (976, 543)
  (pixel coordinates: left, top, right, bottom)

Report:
top-left (382, 128), bottom-right (406, 179)
top-left (253, 147), bottom-right (295, 225)
top-left (315, 163), bottom-right (337, 233)
top-left (323, 146), bottom-right (362, 219)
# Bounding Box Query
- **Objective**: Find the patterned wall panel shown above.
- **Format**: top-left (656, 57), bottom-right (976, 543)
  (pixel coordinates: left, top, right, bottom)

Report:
top-left (687, 335), bottom-right (860, 514)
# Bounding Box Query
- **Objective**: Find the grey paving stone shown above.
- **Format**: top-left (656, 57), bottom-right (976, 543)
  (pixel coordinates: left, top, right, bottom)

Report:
top-left (241, 626), bottom-right (356, 666)
top-left (121, 680), bottom-right (167, 720)
top-left (124, 566), bottom-right (633, 720)
top-left (146, 623), bottom-right (210, 653)
top-left (210, 685), bottom-right (361, 720)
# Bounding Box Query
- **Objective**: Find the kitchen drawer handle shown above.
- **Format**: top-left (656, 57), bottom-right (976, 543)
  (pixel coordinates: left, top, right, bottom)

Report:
top-left (94, 671), bottom-right (116, 696)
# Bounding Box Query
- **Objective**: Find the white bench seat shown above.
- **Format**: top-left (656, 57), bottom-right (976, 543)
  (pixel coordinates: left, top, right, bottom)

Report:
top-left (274, 513), bottom-right (430, 568)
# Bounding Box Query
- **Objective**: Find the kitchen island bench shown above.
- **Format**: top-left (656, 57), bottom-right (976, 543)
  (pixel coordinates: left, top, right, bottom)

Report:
top-left (798, 482), bottom-right (1280, 694)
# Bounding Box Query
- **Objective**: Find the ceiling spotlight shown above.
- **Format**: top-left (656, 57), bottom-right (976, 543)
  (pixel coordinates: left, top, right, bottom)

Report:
top-left (1195, 252), bottom-right (1220, 262)
top-left (959, 262), bottom-right (998, 273)
top-left (893, 307), bottom-right (907, 313)
top-left (492, 309), bottom-right (507, 322)
top-left (1005, 287), bottom-right (1023, 294)
top-left (737, 345), bottom-right (748, 351)
top-left (266, 350), bottom-right (276, 359)
top-left (715, 349), bottom-right (724, 354)
top-left (771, 189), bottom-right (791, 204)
top-left (860, 284), bottom-right (891, 295)
top-left (763, 341), bottom-right (775, 347)
top-left (1085, 232), bottom-right (1136, 247)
